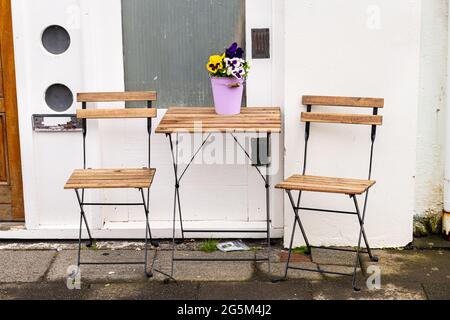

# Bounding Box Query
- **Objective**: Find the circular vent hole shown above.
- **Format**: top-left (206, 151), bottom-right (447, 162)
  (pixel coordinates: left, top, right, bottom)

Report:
top-left (45, 84), bottom-right (73, 112)
top-left (42, 25), bottom-right (71, 55)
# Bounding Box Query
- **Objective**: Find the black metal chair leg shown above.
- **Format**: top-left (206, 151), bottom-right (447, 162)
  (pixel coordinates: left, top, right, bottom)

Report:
top-left (361, 228), bottom-right (378, 262)
top-left (77, 210), bottom-right (83, 268)
top-left (139, 188), bottom-right (153, 278)
top-left (143, 188), bottom-right (159, 248)
top-left (283, 215), bottom-right (298, 281)
top-left (146, 187), bottom-right (160, 248)
top-left (144, 214), bottom-right (153, 278)
top-left (351, 195), bottom-right (364, 291)
top-left (287, 190), bottom-right (312, 256)
top-left (139, 189), bottom-right (177, 282)
top-left (273, 190), bottom-right (312, 284)
top-left (75, 189), bottom-right (93, 247)
top-left (81, 212), bottom-right (94, 247)
top-left (147, 219), bottom-right (160, 248)
top-left (144, 225), bottom-right (153, 278)
top-left (360, 191), bottom-right (378, 262)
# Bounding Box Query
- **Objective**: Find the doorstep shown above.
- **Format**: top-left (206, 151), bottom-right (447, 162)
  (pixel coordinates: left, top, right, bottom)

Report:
top-left (0, 222), bottom-right (25, 231)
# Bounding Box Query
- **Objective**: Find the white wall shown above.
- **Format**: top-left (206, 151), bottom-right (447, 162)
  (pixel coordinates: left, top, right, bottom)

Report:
top-left (283, 0), bottom-right (421, 248)
top-left (415, 0), bottom-right (447, 218)
top-left (8, 0), bottom-right (284, 239)
top-left (7, 0), bottom-right (437, 247)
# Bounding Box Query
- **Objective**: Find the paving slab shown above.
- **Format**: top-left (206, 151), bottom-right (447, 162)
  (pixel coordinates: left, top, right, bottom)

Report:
top-left (256, 261), bottom-right (323, 280)
top-left (310, 247), bottom-right (371, 266)
top-left (0, 250), bottom-right (56, 283)
top-left (0, 282), bottom-right (198, 300)
top-left (198, 280), bottom-right (312, 300)
top-left (0, 242), bottom-right (448, 300)
top-left (364, 249), bottom-right (450, 283)
top-left (311, 278), bottom-right (427, 300)
top-left (0, 283), bottom-right (87, 300)
top-left (46, 249), bottom-right (155, 283)
top-left (153, 250), bottom-right (255, 282)
top-left (85, 282), bottom-right (198, 300)
top-left (422, 282), bottom-right (450, 300)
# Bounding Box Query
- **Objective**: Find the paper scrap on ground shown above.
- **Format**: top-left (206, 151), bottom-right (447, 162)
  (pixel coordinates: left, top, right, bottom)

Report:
top-left (217, 240), bottom-right (250, 252)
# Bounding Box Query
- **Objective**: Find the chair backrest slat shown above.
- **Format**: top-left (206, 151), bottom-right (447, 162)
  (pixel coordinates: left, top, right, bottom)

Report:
top-left (301, 95), bottom-right (384, 127)
top-left (301, 112), bottom-right (382, 126)
top-left (77, 91), bottom-right (157, 102)
top-left (76, 91), bottom-right (156, 171)
top-left (302, 95), bottom-right (384, 108)
top-left (299, 94), bottom-right (384, 184)
top-left (77, 108), bottom-right (157, 119)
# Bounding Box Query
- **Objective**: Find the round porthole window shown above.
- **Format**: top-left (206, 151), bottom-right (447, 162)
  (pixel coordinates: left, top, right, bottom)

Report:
top-left (41, 25), bottom-right (71, 55)
top-left (45, 84), bottom-right (73, 112)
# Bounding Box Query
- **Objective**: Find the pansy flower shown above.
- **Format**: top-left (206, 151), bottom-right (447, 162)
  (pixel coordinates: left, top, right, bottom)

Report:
top-left (231, 67), bottom-right (245, 79)
top-left (206, 43), bottom-right (249, 79)
top-left (206, 54), bottom-right (225, 74)
top-left (225, 42), bottom-right (244, 59)
top-left (224, 57), bottom-right (243, 70)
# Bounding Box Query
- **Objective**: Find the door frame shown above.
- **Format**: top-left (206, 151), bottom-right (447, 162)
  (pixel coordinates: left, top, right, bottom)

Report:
top-left (0, 0), bottom-right (24, 221)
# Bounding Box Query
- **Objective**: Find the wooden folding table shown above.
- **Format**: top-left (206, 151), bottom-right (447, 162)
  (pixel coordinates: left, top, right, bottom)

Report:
top-left (155, 107), bottom-right (281, 279)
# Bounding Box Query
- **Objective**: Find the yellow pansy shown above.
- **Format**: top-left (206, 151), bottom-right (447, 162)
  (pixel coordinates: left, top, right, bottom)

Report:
top-left (206, 54), bottom-right (225, 74)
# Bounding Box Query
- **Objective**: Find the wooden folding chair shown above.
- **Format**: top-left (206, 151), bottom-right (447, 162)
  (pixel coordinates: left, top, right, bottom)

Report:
top-left (275, 95), bottom-right (384, 291)
top-left (64, 91), bottom-right (169, 279)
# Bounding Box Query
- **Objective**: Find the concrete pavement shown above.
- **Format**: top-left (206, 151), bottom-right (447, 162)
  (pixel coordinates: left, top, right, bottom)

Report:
top-left (0, 239), bottom-right (448, 300)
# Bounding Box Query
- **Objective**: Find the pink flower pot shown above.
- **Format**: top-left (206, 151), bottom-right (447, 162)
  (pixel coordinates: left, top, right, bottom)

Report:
top-left (210, 77), bottom-right (244, 115)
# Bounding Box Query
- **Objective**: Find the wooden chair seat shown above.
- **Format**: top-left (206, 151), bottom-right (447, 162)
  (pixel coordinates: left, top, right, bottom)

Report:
top-left (64, 168), bottom-right (156, 190)
top-left (275, 175), bottom-right (375, 195)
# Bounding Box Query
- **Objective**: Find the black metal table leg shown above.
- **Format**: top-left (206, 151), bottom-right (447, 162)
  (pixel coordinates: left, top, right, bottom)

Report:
top-left (175, 185), bottom-right (184, 244)
top-left (168, 133), bottom-right (185, 244)
top-left (168, 133), bottom-right (180, 279)
top-left (164, 131), bottom-right (274, 282)
top-left (140, 188), bottom-right (153, 278)
top-left (265, 132), bottom-right (272, 274)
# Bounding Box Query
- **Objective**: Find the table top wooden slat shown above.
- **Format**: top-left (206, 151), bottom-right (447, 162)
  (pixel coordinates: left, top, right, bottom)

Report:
top-left (64, 168), bottom-right (156, 189)
top-left (155, 107), bottom-right (281, 133)
top-left (275, 175), bottom-right (375, 195)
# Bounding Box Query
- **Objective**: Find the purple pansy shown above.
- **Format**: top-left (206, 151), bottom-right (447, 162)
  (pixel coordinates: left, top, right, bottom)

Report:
top-left (226, 42), bottom-right (244, 59)
top-left (234, 68), bottom-right (244, 79)
top-left (227, 58), bottom-right (240, 70)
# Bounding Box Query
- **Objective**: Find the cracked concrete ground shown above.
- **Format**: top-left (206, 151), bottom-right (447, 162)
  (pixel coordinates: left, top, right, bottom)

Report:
top-left (0, 238), bottom-right (449, 300)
